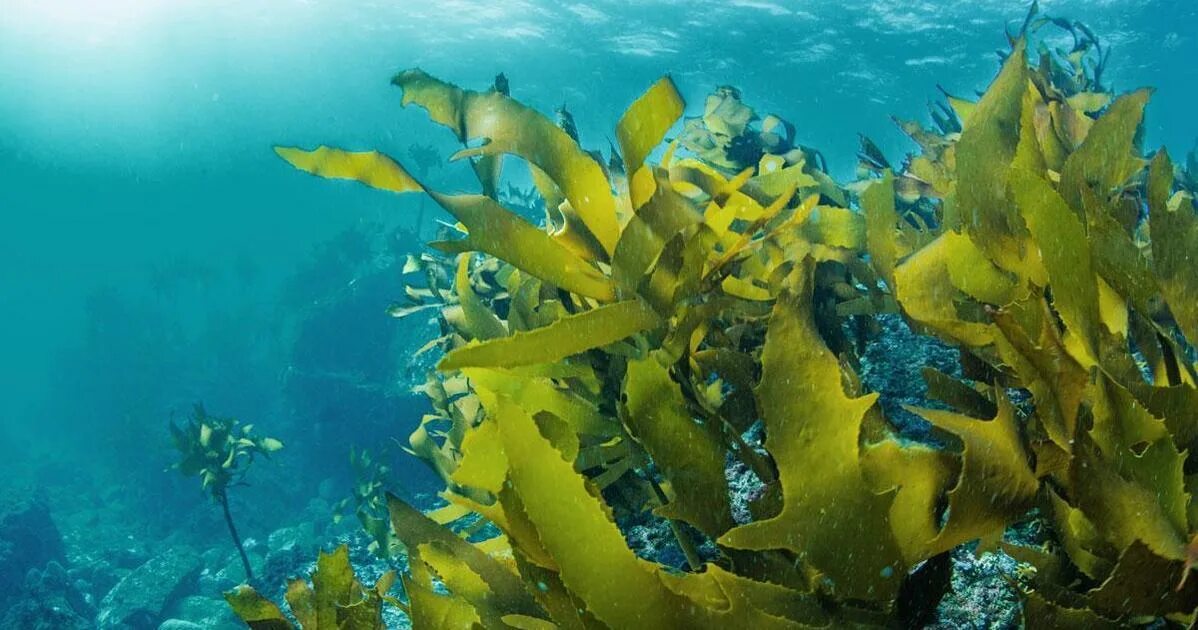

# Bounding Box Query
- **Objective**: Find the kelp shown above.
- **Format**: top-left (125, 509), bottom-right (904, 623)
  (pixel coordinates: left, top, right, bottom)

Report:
top-left (171, 404), bottom-right (282, 583)
top-left (225, 545), bottom-right (399, 630)
top-left (271, 5), bottom-right (1198, 626)
top-left (332, 448), bottom-right (404, 559)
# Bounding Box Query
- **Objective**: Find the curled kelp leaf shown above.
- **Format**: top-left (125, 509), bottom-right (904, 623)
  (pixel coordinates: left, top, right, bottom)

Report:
top-left (617, 76), bottom-right (686, 209)
top-left (274, 146), bottom-right (617, 301)
top-left (393, 69), bottom-right (620, 256)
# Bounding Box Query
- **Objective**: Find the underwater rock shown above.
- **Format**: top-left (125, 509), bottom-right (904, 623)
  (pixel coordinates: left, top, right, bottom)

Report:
top-left (97, 546), bottom-right (201, 629)
top-left (0, 495), bottom-right (66, 606)
top-left (932, 547), bottom-right (1022, 629)
top-left (260, 524), bottom-right (316, 590)
top-left (108, 542), bottom-right (152, 570)
top-left (267, 522), bottom-right (315, 554)
top-left (725, 426), bottom-right (768, 525)
top-left (67, 555), bottom-right (125, 605)
top-left (857, 314), bottom-right (960, 439)
top-left (0, 560), bottom-right (93, 630)
top-left (197, 545), bottom-right (265, 599)
top-left (163, 594), bottom-right (239, 628)
top-left (156, 620), bottom-right (204, 630)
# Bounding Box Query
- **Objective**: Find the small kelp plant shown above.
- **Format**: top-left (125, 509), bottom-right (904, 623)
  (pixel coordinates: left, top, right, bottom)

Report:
top-left (269, 4), bottom-right (1198, 627)
top-left (170, 403), bottom-right (283, 582)
top-left (332, 447), bottom-right (404, 559)
top-left (225, 545), bottom-right (399, 629)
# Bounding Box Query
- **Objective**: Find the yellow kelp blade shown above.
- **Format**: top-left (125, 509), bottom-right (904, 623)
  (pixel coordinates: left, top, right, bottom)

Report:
top-left (860, 438), bottom-right (960, 565)
top-left (944, 90), bottom-right (977, 127)
top-left (1045, 489), bottom-right (1113, 581)
top-left (225, 585), bottom-right (295, 630)
top-left (991, 298), bottom-right (1088, 452)
top-left (431, 193), bottom-right (618, 302)
top-left (1148, 151), bottom-right (1198, 344)
top-left (311, 546), bottom-right (358, 628)
top-left (425, 502), bottom-right (473, 526)
top-left (1010, 166), bottom-right (1100, 365)
top-left (906, 393), bottom-right (1039, 557)
top-left (284, 578), bottom-right (316, 628)
top-left (448, 417), bottom-right (508, 495)
top-left (275, 145), bottom-right (616, 301)
top-left (745, 160), bottom-right (818, 199)
top-left (417, 540), bottom-right (538, 628)
top-left (708, 192), bottom-right (812, 277)
top-left (862, 171), bottom-right (902, 290)
top-left (275, 146), bottom-right (423, 193)
top-left (387, 494), bottom-right (545, 619)
top-left (1084, 540), bottom-right (1198, 619)
top-left (719, 259), bottom-right (906, 604)
top-left (463, 368), bottom-right (616, 439)
top-left (1021, 590), bottom-right (1123, 630)
top-left (455, 254), bottom-right (508, 341)
top-left (394, 69), bottom-right (620, 257)
top-left (1058, 89), bottom-right (1150, 211)
top-left (893, 233), bottom-right (996, 348)
top-left (402, 573), bottom-right (482, 630)
top-left (1070, 432), bottom-right (1187, 563)
top-left (438, 299), bottom-right (662, 371)
top-left (622, 352), bottom-right (735, 538)
top-left (490, 389), bottom-right (810, 628)
top-left (617, 76), bottom-right (685, 184)
top-left (1080, 377), bottom-right (1189, 558)
top-left (953, 42), bottom-right (1036, 279)
top-left (611, 172), bottom-right (703, 293)
top-left (799, 205), bottom-right (867, 252)
top-left (491, 394), bottom-right (688, 628)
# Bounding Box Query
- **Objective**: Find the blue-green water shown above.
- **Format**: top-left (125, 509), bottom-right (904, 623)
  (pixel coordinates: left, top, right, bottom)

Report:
top-left (1, 1), bottom-right (1197, 628)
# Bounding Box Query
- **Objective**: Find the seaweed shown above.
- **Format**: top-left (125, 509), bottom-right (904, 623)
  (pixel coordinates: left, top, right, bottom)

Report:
top-left (271, 10), bottom-right (1198, 627)
top-left (225, 545), bottom-right (399, 629)
top-left (170, 403), bottom-right (283, 583)
top-left (332, 448), bottom-right (404, 559)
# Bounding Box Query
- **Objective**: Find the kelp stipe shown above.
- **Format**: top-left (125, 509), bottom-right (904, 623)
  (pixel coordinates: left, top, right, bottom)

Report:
top-left (270, 6), bottom-right (1198, 626)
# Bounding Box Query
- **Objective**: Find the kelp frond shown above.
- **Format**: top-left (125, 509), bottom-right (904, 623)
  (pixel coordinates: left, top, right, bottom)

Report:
top-left (270, 14), bottom-right (1198, 628)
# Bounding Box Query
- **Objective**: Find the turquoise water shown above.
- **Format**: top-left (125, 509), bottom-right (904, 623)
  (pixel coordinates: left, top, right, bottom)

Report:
top-left (2, 1), bottom-right (1197, 628)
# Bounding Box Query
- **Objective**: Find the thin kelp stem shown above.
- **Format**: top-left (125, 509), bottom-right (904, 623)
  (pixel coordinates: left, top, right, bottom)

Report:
top-left (219, 491), bottom-right (254, 583)
top-left (647, 479), bottom-right (703, 571)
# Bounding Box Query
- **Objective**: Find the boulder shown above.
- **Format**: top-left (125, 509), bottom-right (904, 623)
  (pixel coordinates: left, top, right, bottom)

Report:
top-left (166, 594), bottom-right (240, 628)
top-left (267, 523), bottom-right (315, 555)
top-left (195, 546), bottom-right (264, 599)
top-left (0, 561), bottom-right (92, 630)
top-left (0, 496), bottom-right (66, 607)
top-left (97, 547), bottom-right (201, 629)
